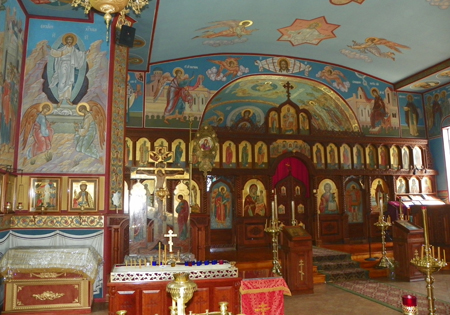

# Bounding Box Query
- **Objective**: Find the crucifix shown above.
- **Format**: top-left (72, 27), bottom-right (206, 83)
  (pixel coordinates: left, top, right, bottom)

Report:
top-left (164, 230), bottom-right (178, 253)
top-left (283, 81), bottom-right (294, 99)
top-left (129, 143), bottom-right (189, 255)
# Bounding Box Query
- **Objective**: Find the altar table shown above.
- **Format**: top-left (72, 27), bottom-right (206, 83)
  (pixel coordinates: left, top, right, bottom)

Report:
top-left (0, 246), bottom-right (103, 314)
top-left (108, 262), bottom-right (241, 315)
top-left (240, 277), bottom-right (291, 315)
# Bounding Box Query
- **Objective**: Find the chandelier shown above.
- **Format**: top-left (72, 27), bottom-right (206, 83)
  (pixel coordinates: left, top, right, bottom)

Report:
top-left (72, 0), bottom-right (149, 39)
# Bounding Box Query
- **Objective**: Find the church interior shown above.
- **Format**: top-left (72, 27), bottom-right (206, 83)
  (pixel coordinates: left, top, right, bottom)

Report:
top-left (1, 0), bottom-right (450, 314)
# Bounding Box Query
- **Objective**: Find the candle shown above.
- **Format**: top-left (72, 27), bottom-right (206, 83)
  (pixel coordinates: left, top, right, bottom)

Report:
top-left (274, 193), bottom-right (278, 220)
top-left (271, 201), bottom-right (275, 221)
top-left (421, 207), bottom-right (430, 248)
top-left (158, 242), bottom-right (161, 265)
top-left (421, 245), bottom-right (424, 259)
top-left (402, 295), bottom-right (417, 307)
top-left (444, 250), bottom-right (446, 262)
top-left (164, 245), bottom-right (167, 263)
top-left (438, 247), bottom-right (441, 261)
top-left (265, 219), bottom-right (268, 229)
top-left (291, 201), bottom-right (295, 222)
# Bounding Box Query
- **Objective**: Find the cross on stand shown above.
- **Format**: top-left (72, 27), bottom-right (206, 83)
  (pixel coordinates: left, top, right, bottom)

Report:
top-left (283, 81), bottom-right (293, 99)
top-left (164, 230), bottom-right (178, 253)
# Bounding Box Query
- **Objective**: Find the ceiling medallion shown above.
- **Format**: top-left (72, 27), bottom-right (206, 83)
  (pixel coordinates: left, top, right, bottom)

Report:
top-left (72, 0), bottom-right (149, 41)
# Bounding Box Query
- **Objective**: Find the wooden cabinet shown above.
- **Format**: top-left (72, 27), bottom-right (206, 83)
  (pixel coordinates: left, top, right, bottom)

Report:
top-left (280, 226), bottom-right (314, 294)
top-left (392, 220), bottom-right (424, 281)
top-left (108, 277), bottom-right (241, 315)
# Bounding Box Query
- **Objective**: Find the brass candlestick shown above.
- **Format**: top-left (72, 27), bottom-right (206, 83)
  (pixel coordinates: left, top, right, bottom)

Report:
top-left (410, 207), bottom-right (447, 315)
top-left (264, 219), bottom-right (283, 276)
top-left (374, 215), bottom-right (393, 269)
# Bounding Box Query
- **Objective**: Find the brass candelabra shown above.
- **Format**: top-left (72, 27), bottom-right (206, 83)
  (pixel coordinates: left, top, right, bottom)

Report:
top-left (374, 214), bottom-right (393, 269)
top-left (264, 219), bottom-right (283, 276)
top-left (410, 207), bottom-right (447, 315)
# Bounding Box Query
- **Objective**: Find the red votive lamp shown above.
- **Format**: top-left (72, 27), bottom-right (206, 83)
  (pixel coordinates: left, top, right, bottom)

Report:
top-left (402, 295), bottom-right (417, 307)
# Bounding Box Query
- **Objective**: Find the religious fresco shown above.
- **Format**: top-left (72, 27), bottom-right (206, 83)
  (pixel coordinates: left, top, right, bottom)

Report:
top-left (340, 144), bottom-right (351, 169)
top-left (126, 72), bottom-right (144, 127)
top-left (269, 140), bottom-right (310, 159)
top-left (398, 93), bottom-right (425, 138)
top-left (409, 177), bottom-right (420, 194)
top-left (327, 144), bottom-right (338, 169)
top-left (280, 105), bottom-right (298, 134)
top-left (317, 179), bottom-right (338, 214)
top-left (370, 178), bottom-right (388, 213)
top-left (413, 146), bottom-right (423, 169)
top-left (210, 182), bottom-right (232, 229)
top-left (242, 179), bottom-right (267, 217)
top-left (141, 55), bottom-right (399, 136)
top-left (125, 137), bottom-right (133, 167)
top-left (193, 20), bottom-right (258, 48)
top-left (277, 17), bottom-right (339, 46)
top-left (366, 145), bottom-right (377, 170)
top-left (313, 143), bottom-right (325, 169)
top-left (343, 37), bottom-right (410, 63)
top-left (401, 146), bottom-right (410, 170)
top-left (390, 145), bottom-right (400, 170)
top-left (396, 177), bottom-right (407, 194)
top-left (254, 141), bottom-right (268, 169)
top-left (424, 85), bottom-right (450, 138)
top-left (0, 3), bottom-right (25, 166)
top-left (353, 144), bottom-right (364, 169)
top-left (136, 138), bottom-right (150, 167)
top-left (344, 181), bottom-right (363, 223)
top-left (239, 141), bottom-right (252, 168)
top-left (378, 145), bottom-right (388, 170)
top-left (421, 177), bottom-right (432, 194)
top-left (222, 141), bottom-right (236, 168)
top-left (18, 18), bottom-right (109, 174)
top-left (171, 139), bottom-right (186, 168)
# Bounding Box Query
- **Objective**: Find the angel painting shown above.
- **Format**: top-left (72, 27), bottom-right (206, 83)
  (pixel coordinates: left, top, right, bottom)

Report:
top-left (348, 37), bottom-right (410, 61)
top-left (20, 102), bottom-right (55, 161)
top-left (193, 20), bottom-right (258, 39)
top-left (316, 66), bottom-right (349, 92)
top-left (208, 57), bottom-right (242, 79)
top-left (74, 102), bottom-right (106, 161)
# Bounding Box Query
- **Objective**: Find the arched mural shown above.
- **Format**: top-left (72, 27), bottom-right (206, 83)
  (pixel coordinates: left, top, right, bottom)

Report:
top-left (202, 75), bottom-right (360, 133)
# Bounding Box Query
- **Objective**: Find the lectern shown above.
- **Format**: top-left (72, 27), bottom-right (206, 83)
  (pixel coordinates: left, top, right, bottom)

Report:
top-left (280, 226), bottom-right (313, 294)
top-left (392, 220), bottom-right (425, 281)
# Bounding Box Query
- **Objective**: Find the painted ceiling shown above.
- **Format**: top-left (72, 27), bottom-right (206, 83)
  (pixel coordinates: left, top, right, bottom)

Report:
top-left (17, 0), bottom-right (450, 93)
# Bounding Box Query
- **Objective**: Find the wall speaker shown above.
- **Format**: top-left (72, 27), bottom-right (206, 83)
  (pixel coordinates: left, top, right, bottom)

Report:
top-left (118, 25), bottom-right (136, 48)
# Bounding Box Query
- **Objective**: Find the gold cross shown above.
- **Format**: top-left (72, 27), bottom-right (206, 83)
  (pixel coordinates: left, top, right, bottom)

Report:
top-left (254, 302), bottom-right (270, 315)
top-left (298, 259), bottom-right (305, 281)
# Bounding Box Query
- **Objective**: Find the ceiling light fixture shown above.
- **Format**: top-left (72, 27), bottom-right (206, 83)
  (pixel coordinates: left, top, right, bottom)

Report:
top-left (72, 0), bottom-right (149, 41)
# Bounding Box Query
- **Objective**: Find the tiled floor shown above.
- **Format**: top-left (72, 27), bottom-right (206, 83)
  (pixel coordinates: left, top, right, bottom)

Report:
top-left (93, 271), bottom-right (450, 315)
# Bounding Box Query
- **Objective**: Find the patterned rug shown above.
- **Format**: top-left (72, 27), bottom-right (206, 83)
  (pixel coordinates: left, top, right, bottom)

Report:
top-left (330, 279), bottom-right (450, 314)
top-left (313, 247), bottom-right (369, 282)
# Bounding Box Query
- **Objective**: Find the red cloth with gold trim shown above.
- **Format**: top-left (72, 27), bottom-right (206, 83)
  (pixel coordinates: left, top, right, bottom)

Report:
top-left (240, 277), bottom-right (291, 315)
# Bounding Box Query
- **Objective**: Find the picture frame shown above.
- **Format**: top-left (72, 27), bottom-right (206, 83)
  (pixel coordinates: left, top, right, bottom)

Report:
top-left (68, 178), bottom-right (98, 212)
top-left (29, 177), bottom-right (61, 212)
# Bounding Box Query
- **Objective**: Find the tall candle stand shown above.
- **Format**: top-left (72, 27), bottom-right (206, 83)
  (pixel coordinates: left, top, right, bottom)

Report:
top-left (410, 207), bottom-right (447, 315)
top-left (264, 219), bottom-right (283, 276)
top-left (374, 215), bottom-right (393, 269)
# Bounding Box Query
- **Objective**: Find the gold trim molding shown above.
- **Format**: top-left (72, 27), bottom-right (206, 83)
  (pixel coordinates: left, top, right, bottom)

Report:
top-left (8, 215), bottom-right (104, 229)
top-left (33, 291), bottom-right (65, 301)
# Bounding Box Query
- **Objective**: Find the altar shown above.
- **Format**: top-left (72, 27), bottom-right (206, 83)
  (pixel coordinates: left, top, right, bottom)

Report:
top-left (0, 246), bottom-right (103, 314)
top-left (108, 261), bottom-right (241, 315)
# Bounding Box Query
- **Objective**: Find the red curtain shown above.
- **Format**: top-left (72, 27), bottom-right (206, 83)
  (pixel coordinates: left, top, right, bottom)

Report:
top-left (272, 157), bottom-right (310, 197)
